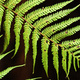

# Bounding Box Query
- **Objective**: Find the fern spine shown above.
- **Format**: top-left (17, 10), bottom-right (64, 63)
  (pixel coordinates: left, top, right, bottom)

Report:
top-left (0, 0), bottom-right (80, 80)
top-left (13, 0), bottom-right (45, 58)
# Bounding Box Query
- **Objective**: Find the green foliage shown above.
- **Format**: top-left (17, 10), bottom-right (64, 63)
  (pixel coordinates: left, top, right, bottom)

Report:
top-left (26, 77), bottom-right (42, 80)
top-left (0, 49), bottom-right (14, 60)
top-left (0, 0), bottom-right (80, 80)
top-left (52, 43), bottom-right (59, 80)
top-left (0, 64), bottom-right (25, 79)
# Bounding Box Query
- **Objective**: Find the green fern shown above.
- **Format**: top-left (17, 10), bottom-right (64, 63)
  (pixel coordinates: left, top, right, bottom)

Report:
top-left (0, 49), bottom-right (14, 60)
top-left (26, 77), bottom-right (42, 80)
top-left (0, 64), bottom-right (25, 79)
top-left (52, 43), bottom-right (59, 80)
top-left (0, 0), bottom-right (80, 80)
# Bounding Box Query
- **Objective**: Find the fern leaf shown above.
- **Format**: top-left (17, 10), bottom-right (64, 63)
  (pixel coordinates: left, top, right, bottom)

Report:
top-left (26, 77), bottom-right (42, 80)
top-left (51, 25), bottom-right (80, 43)
top-left (3, 10), bottom-right (14, 53)
top-left (0, 49), bottom-right (14, 60)
top-left (41, 37), bottom-right (50, 77)
top-left (74, 50), bottom-right (80, 68)
top-left (26, 0), bottom-right (73, 23)
top-left (73, 57), bottom-right (77, 71)
top-left (3, 0), bottom-right (21, 53)
top-left (62, 48), bottom-right (67, 75)
top-left (0, 64), bottom-right (25, 79)
top-left (52, 43), bottom-right (59, 80)
top-left (68, 45), bottom-right (80, 52)
top-left (32, 29), bottom-right (40, 74)
top-left (15, 0), bottom-right (45, 16)
top-left (5, 0), bottom-right (21, 9)
top-left (23, 23), bottom-right (32, 62)
top-left (13, 16), bottom-right (23, 58)
top-left (33, 5), bottom-right (80, 31)
top-left (67, 51), bottom-right (72, 78)
top-left (42, 17), bottom-right (80, 37)
top-left (0, 0), bottom-right (5, 31)
top-left (14, 0), bottom-right (45, 57)
top-left (62, 38), bottom-right (80, 49)
top-left (74, 50), bottom-right (80, 56)
top-left (62, 39), bottom-right (80, 72)
top-left (77, 58), bottom-right (80, 68)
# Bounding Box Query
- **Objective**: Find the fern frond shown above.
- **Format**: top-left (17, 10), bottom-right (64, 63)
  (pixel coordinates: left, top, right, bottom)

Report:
top-left (52, 43), bottom-right (59, 80)
top-left (5, 0), bottom-right (21, 9)
top-left (42, 17), bottom-right (80, 37)
top-left (68, 45), bottom-right (80, 52)
top-left (33, 5), bottom-right (80, 31)
top-left (0, 49), bottom-right (14, 60)
top-left (13, 16), bottom-right (23, 58)
top-left (3, 0), bottom-right (21, 53)
top-left (51, 25), bottom-right (80, 43)
top-left (23, 23), bottom-right (32, 62)
top-left (0, 0), bottom-right (80, 80)
top-left (73, 57), bottom-right (77, 71)
top-left (67, 51), bottom-right (72, 78)
top-left (62, 48), bottom-right (67, 75)
top-left (15, 0), bottom-right (45, 16)
top-left (62, 38), bottom-right (80, 72)
top-left (0, 0), bottom-right (5, 31)
top-left (14, 0), bottom-right (45, 57)
top-left (26, 0), bottom-right (73, 23)
top-left (3, 10), bottom-right (14, 53)
top-left (32, 29), bottom-right (40, 74)
top-left (62, 38), bottom-right (80, 49)
top-left (62, 39), bottom-right (80, 72)
top-left (74, 50), bottom-right (80, 56)
top-left (41, 37), bottom-right (50, 77)
top-left (77, 58), bottom-right (80, 68)
top-left (0, 64), bottom-right (25, 79)
top-left (26, 77), bottom-right (42, 80)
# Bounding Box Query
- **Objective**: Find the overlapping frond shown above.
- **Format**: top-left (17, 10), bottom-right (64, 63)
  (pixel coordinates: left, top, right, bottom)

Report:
top-left (0, 0), bottom-right (80, 80)
top-left (13, 0), bottom-right (45, 57)
top-left (33, 5), bottom-right (80, 31)
top-left (23, 0), bottom-right (75, 73)
top-left (42, 17), bottom-right (80, 37)
top-left (26, 0), bottom-right (73, 23)
top-left (51, 25), bottom-right (80, 43)
top-left (3, 0), bottom-right (21, 53)
top-left (61, 38), bottom-right (80, 77)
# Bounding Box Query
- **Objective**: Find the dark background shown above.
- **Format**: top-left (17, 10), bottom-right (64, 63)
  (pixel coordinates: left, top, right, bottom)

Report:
top-left (0, 0), bottom-right (80, 80)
